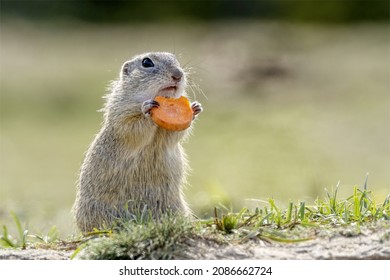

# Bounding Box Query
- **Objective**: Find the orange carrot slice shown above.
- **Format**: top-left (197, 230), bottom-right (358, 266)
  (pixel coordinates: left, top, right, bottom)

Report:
top-left (151, 96), bottom-right (193, 131)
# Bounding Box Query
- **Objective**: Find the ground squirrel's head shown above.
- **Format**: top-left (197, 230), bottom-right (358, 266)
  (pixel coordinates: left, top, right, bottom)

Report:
top-left (120, 52), bottom-right (186, 100)
top-left (104, 52), bottom-right (187, 122)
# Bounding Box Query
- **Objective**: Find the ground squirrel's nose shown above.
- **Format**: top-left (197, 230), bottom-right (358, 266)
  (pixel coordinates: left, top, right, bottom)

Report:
top-left (171, 67), bottom-right (183, 82)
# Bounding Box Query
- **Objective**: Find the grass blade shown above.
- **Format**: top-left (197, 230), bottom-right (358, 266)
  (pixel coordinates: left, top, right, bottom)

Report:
top-left (10, 212), bottom-right (24, 242)
top-left (0, 225), bottom-right (16, 248)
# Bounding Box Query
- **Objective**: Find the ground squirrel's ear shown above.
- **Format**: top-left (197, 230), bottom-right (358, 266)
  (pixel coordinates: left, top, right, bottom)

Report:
top-left (122, 61), bottom-right (132, 77)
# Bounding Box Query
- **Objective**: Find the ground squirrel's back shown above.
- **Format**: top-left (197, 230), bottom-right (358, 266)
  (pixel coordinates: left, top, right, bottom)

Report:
top-left (73, 52), bottom-right (202, 232)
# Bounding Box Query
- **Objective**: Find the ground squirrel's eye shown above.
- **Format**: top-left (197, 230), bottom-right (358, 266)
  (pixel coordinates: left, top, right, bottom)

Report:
top-left (142, 57), bottom-right (154, 68)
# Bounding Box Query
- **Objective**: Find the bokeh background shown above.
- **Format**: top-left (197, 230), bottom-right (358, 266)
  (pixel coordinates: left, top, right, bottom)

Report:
top-left (1, 0), bottom-right (389, 236)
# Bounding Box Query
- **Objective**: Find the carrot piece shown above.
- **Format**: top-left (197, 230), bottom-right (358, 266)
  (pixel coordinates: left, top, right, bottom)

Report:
top-left (151, 96), bottom-right (193, 131)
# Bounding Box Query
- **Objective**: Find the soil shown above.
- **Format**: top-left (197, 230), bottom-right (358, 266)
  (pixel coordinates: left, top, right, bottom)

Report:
top-left (0, 249), bottom-right (72, 260)
top-left (1, 225), bottom-right (389, 260)
top-left (184, 227), bottom-right (390, 260)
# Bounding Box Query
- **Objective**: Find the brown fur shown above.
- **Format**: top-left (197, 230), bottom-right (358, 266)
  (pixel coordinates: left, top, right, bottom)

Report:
top-left (72, 52), bottom-right (202, 232)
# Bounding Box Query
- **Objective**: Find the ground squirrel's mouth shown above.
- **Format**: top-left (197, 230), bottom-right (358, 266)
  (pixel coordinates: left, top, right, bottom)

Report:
top-left (159, 85), bottom-right (178, 97)
top-left (162, 86), bottom-right (177, 91)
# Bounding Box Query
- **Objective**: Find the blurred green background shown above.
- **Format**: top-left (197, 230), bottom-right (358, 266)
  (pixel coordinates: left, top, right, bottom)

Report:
top-left (1, 0), bottom-right (389, 236)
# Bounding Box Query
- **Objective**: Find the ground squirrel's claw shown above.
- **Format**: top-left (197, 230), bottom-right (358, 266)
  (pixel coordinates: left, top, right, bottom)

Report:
top-left (191, 101), bottom-right (203, 119)
top-left (142, 100), bottom-right (159, 116)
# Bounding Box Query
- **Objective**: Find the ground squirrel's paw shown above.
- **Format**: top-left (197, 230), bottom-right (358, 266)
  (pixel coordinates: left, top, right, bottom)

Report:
top-left (142, 99), bottom-right (160, 116)
top-left (191, 101), bottom-right (203, 119)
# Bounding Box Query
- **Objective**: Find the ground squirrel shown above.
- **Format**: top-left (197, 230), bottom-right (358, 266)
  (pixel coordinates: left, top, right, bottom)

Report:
top-left (72, 52), bottom-right (202, 232)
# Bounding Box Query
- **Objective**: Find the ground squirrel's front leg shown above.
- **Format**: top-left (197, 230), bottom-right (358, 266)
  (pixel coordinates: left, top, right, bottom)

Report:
top-left (191, 101), bottom-right (203, 119)
top-left (144, 99), bottom-right (202, 120)
top-left (141, 99), bottom-right (160, 116)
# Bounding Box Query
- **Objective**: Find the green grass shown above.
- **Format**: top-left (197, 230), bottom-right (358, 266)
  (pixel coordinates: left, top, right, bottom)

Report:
top-left (2, 185), bottom-right (387, 260)
top-left (75, 185), bottom-right (390, 259)
top-left (0, 212), bottom-right (60, 249)
top-left (74, 215), bottom-right (195, 260)
top-left (0, 212), bottom-right (29, 249)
